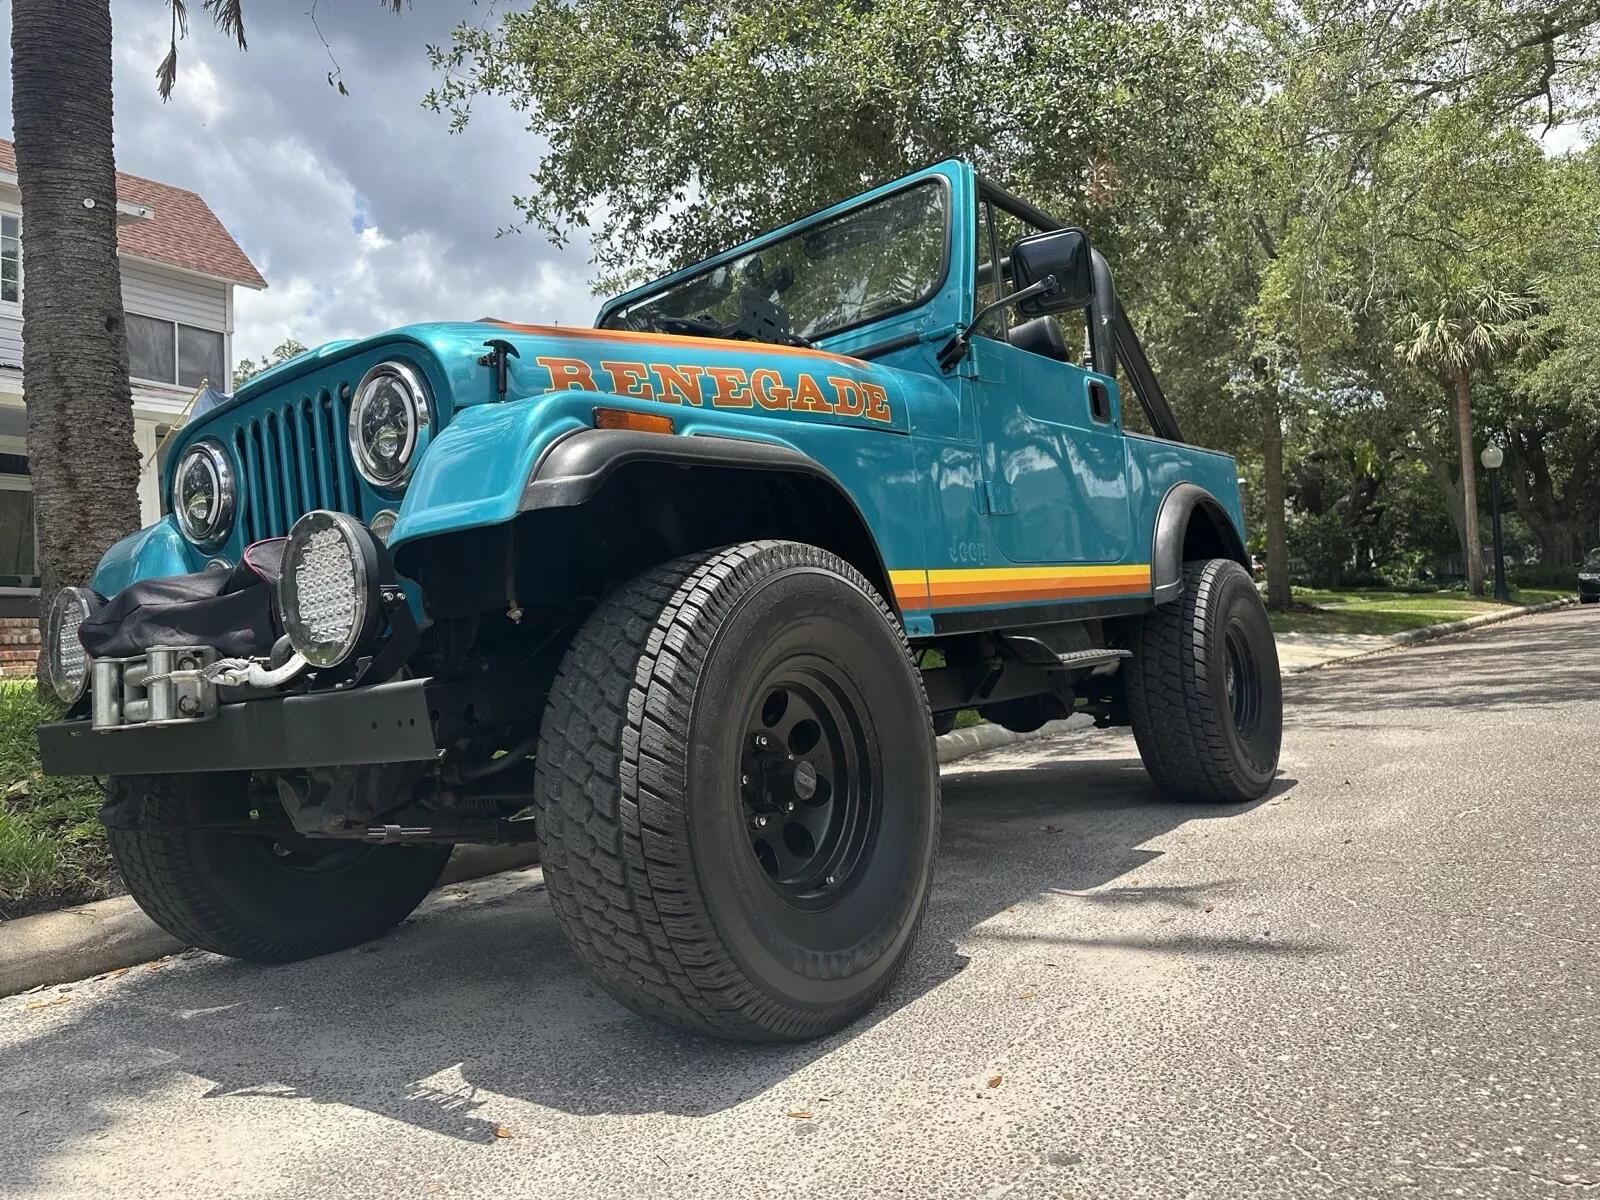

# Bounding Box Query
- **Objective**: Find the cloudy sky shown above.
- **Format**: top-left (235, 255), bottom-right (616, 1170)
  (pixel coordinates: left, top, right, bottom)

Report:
top-left (0, 0), bottom-right (600, 362)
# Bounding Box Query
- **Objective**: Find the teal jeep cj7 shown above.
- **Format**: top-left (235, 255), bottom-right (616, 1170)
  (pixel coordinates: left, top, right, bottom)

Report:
top-left (38, 159), bottom-right (1280, 1041)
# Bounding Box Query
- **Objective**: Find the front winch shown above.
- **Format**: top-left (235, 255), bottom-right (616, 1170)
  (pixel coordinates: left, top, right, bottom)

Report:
top-left (91, 645), bottom-right (219, 730)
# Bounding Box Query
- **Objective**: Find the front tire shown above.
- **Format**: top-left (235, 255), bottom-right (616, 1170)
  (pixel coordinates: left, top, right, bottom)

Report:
top-left (1125, 558), bottom-right (1282, 802)
top-left (533, 541), bottom-right (939, 1042)
top-left (106, 773), bottom-right (452, 962)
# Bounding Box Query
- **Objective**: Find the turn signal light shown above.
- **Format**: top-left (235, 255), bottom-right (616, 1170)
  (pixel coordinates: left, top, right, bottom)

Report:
top-left (594, 407), bottom-right (674, 435)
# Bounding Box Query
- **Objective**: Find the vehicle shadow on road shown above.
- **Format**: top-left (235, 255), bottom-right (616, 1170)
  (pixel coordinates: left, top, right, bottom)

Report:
top-left (0, 744), bottom-right (1317, 1184)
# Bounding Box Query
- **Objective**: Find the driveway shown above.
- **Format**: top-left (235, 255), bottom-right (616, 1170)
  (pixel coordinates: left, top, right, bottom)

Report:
top-left (2, 608), bottom-right (1597, 1198)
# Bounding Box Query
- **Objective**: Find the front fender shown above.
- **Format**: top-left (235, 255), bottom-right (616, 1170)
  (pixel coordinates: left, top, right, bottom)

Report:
top-left (89, 517), bottom-right (202, 597)
top-left (387, 393), bottom-right (589, 549)
top-left (388, 391), bottom-right (846, 549)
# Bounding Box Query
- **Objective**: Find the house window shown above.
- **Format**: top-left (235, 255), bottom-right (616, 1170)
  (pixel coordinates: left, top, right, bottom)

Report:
top-left (1, 215), bottom-right (19, 304)
top-left (127, 313), bottom-right (225, 389)
top-left (0, 458), bottom-right (37, 589)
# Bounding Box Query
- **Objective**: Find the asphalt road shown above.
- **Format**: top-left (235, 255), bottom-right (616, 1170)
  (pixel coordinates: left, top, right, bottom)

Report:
top-left (3, 607), bottom-right (1598, 1199)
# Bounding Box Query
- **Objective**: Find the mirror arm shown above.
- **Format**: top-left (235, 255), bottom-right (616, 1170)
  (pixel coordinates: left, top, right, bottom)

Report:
top-left (937, 275), bottom-right (1057, 372)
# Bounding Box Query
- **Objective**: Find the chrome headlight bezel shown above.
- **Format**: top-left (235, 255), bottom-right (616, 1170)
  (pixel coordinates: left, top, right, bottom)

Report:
top-left (348, 361), bottom-right (432, 491)
top-left (45, 586), bottom-right (99, 704)
top-left (171, 438), bottom-right (236, 550)
top-left (278, 510), bottom-right (385, 668)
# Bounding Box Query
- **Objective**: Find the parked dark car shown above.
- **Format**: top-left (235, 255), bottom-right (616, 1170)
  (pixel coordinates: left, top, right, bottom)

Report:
top-left (1581, 549), bottom-right (1600, 603)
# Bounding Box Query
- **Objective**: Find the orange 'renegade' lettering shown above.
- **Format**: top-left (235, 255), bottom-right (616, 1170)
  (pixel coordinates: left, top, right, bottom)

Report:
top-left (828, 377), bottom-right (865, 417)
top-left (600, 361), bottom-right (655, 400)
top-left (791, 373), bottom-right (835, 413)
top-left (705, 366), bottom-right (752, 407)
top-left (751, 369), bottom-right (793, 410)
top-left (861, 382), bottom-right (892, 423)
top-left (536, 356), bottom-right (598, 391)
top-left (651, 363), bottom-right (706, 406)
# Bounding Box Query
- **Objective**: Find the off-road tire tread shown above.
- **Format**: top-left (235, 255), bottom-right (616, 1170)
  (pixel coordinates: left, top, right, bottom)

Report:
top-left (533, 540), bottom-right (936, 1042)
top-left (1125, 558), bottom-right (1272, 803)
top-left (106, 773), bottom-right (450, 961)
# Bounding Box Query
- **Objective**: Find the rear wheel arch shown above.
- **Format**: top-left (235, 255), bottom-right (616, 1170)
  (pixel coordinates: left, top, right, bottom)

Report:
top-left (1151, 482), bottom-right (1248, 605)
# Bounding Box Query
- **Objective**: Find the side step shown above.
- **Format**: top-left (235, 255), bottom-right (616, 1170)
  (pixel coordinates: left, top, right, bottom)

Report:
top-left (1052, 648), bottom-right (1131, 670)
top-left (1001, 633), bottom-right (1131, 671)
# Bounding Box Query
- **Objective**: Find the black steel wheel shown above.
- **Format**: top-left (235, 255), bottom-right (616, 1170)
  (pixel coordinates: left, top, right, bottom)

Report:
top-left (105, 773), bottom-right (451, 962)
top-left (1125, 558), bottom-right (1282, 802)
top-left (740, 664), bottom-right (877, 906)
top-left (534, 541), bottom-right (939, 1042)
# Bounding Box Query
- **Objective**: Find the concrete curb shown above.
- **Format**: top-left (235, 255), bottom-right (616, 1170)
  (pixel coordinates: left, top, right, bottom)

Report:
top-left (1387, 596), bottom-right (1577, 644)
top-left (1284, 595), bottom-right (1578, 674)
top-left (0, 842), bottom-right (538, 999)
top-left (2, 714), bottom-right (1104, 998)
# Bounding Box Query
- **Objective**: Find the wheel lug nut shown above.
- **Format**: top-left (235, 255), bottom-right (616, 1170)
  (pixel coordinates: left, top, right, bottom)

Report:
top-left (785, 801), bottom-right (795, 813)
top-left (751, 814), bottom-right (769, 829)
top-left (825, 875), bottom-right (836, 886)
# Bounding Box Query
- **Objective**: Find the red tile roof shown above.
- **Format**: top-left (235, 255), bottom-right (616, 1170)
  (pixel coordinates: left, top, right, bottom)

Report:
top-left (0, 138), bottom-right (266, 289)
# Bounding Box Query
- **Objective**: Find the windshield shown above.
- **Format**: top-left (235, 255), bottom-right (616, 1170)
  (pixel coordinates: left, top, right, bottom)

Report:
top-left (1584, 549), bottom-right (1600, 571)
top-left (601, 179), bottom-right (949, 343)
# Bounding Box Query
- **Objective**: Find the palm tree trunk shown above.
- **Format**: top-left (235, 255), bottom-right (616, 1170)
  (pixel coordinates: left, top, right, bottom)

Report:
top-left (1263, 389), bottom-right (1291, 609)
top-left (1453, 368), bottom-right (1483, 595)
top-left (12, 0), bottom-right (143, 684)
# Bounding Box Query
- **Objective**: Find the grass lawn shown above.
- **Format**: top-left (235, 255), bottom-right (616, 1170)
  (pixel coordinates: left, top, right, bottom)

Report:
top-left (0, 682), bottom-right (112, 921)
top-left (1269, 586), bottom-right (1573, 637)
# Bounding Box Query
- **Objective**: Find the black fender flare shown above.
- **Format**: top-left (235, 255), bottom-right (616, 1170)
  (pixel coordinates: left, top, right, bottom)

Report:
top-left (1151, 482), bottom-right (1249, 605)
top-left (518, 427), bottom-right (898, 610)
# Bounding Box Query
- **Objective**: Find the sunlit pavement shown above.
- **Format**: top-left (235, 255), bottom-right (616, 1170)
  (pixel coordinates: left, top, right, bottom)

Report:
top-left (3, 607), bottom-right (1597, 1199)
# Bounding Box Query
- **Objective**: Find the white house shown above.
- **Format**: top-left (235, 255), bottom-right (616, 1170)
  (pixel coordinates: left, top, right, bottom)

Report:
top-left (0, 139), bottom-right (265, 638)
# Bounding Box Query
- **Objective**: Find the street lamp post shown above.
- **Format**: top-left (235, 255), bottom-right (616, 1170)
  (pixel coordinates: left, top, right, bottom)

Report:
top-left (1481, 445), bottom-right (1511, 603)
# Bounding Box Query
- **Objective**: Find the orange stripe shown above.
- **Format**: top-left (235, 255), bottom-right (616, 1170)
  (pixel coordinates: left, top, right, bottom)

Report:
top-left (484, 320), bottom-right (871, 369)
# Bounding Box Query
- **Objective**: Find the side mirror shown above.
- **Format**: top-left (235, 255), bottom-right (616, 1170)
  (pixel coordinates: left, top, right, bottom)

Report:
top-left (1010, 229), bottom-right (1094, 315)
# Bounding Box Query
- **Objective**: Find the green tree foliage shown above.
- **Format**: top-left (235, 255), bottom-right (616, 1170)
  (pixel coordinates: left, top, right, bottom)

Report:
top-left (428, 0), bottom-right (1600, 594)
top-left (427, 1), bottom-right (1247, 291)
top-left (232, 339), bottom-right (310, 390)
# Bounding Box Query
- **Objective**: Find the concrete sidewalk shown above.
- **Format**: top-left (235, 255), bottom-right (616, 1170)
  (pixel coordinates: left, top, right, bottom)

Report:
top-left (1274, 595), bottom-right (1576, 674)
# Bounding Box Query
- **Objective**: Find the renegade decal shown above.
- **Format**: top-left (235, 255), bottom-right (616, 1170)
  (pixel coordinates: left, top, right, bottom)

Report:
top-left (534, 357), bottom-right (894, 423)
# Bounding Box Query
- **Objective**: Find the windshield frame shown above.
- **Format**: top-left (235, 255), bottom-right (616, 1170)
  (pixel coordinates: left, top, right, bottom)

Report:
top-left (596, 171), bottom-right (955, 347)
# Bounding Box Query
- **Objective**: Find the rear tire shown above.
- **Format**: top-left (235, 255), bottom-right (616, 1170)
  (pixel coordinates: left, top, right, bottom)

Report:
top-left (533, 541), bottom-right (939, 1042)
top-left (106, 773), bottom-right (451, 962)
top-left (1125, 558), bottom-right (1282, 802)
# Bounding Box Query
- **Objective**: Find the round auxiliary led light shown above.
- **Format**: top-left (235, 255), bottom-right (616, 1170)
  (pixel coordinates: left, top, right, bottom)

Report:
top-left (45, 586), bottom-right (99, 704)
top-left (368, 508), bottom-right (399, 546)
top-left (278, 510), bottom-right (385, 668)
top-left (171, 439), bottom-right (236, 549)
top-left (349, 361), bottom-right (431, 490)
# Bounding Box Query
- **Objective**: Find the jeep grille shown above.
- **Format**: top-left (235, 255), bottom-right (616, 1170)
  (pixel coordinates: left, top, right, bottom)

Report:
top-left (227, 384), bottom-right (364, 541)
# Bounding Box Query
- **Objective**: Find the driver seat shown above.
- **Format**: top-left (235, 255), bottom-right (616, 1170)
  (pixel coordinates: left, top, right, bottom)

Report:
top-left (1006, 315), bottom-right (1070, 362)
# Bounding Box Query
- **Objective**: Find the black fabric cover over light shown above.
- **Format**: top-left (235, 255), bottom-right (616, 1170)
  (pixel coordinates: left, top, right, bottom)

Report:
top-left (79, 539), bottom-right (287, 660)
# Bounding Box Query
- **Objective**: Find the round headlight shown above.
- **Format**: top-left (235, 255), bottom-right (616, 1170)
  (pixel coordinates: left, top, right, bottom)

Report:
top-left (171, 439), bottom-right (235, 549)
top-left (349, 361), bottom-right (430, 490)
top-left (46, 587), bottom-right (99, 704)
top-left (278, 510), bottom-right (384, 668)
